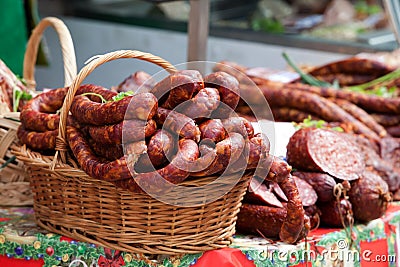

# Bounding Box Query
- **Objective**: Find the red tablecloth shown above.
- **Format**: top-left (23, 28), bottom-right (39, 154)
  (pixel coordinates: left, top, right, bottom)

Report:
top-left (1, 204), bottom-right (399, 267)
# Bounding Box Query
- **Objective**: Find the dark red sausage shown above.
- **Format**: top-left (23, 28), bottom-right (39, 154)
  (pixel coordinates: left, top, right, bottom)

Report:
top-left (67, 125), bottom-right (135, 182)
top-left (286, 128), bottom-right (365, 181)
top-left (88, 139), bottom-right (123, 161)
top-left (87, 119), bottom-right (157, 145)
top-left (17, 125), bottom-right (57, 151)
top-left (278, 175), bottom-right (305, 244)
top-left (155, 107), bottom-right (201, 142)
top-left (204, 71), bottom-right (240, 110)
top-left (319, 198), bottom-right (353, 228)
top-left (348, 170), bottom-right (391, 222)
top-left (76, 84), bottom-right (117, 101)
top-left (221, 116), bottom-right (254, 138)
top-left (151, 70), bottom-right (204, 109)
top-left (20, 87), bottom-right (68, 132)
top-left (70, 92), bottom-right (158, 125)
top-left (292, 171), bottom-right (336, 202)
top-left (127, 139), bottom-right (200, 193)
top-left (236, 204), bottom-right (309, 242)
top-left (135, 129), bottom-right (176, 172)
top-left (179, 87), bottom-right (220, 119)
top-left (190, 133), bottom-right (246, 176)
top-left (199, 119), bottom-right (226, 143)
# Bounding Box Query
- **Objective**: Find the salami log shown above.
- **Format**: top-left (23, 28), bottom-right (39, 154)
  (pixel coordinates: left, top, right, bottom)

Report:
top-left (348, 171), bottom-right (391, 222)
top-left (87, 119), bottom-right (157, 145)
top-left (286, 128), bottom-right (365, 181)
top-left (70, 92), bottom-right (158, 125)
top-left (292, 171), bottom-right (336, 202)
top-left (319, 198), bottom-right (353, 227)
top-left (155, 107), bottom-right (201, 141)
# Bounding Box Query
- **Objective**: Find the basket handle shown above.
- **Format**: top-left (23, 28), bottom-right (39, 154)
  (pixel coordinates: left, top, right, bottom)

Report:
top-left (54, 50), bottom-right (177, 164)
top-left (23, 17), bottom-right (77, 90)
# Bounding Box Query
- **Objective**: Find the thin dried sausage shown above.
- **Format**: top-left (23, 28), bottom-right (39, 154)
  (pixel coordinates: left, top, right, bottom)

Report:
top-left (155, 107), bottom-right (201, 141)
top-left (70, 92), bottom-right (157, 125)
top-left (87, 119), bottom-right (157, 145)
top-left (178, 87), bottom-right (220, 118)
top-left (199, 119), bottom-right (226, 143)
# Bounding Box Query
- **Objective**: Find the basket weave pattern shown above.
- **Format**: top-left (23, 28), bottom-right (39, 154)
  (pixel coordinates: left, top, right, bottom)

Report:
top-left (14, 50), bottom-right (252, 254)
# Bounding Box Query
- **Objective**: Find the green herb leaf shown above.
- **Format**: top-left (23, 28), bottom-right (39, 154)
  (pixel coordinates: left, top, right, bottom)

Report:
top-left (112, 91), bottom-right (134, 102)
top-left (13, 90), bottom-right (33, 112)
top-left (282, 52), bottom-right (333, 87)
top-left (293, 116), bottom-right (344, 132)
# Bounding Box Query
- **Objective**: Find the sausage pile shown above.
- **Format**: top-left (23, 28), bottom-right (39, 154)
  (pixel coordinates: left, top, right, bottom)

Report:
top-left (17, 68), bottom-right (310, 244)
top-left (214, 59), bottom-right (400, 197)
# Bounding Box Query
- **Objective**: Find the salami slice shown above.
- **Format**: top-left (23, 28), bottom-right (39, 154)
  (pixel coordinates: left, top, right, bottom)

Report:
top-left (244, 178), bottom-right (283, 208)
top-left (293, 176), bottom-right (318, 206)
top-left (286, 128), bottom-right (365, 180)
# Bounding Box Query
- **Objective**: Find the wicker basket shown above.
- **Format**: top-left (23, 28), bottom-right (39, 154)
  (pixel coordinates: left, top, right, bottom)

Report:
top-left (13, 50), bottom-right (252, 254)
top-left (0, 16), bottom-right (76, 206)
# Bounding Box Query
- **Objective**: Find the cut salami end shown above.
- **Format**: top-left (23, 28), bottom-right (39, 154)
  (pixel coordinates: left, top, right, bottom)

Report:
top-left (286, 128), bottom-right (365, 181)
top-left (293, 176), bottom-right (318, 206)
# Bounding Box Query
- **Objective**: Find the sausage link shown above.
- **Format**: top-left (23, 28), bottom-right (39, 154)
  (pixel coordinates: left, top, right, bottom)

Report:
top-left (292, 171), bottom-right (336, 202)
top-left (127, 139), bottom-right (200, 193)
top-left (204, 71), bottom-right (240, 110)
top-left (155, 107), bottom-right (201, 142)
top-left (190, 133), bottom-right (246, 176)
top-left (20, 87), bottom-right (68, 131)
top-left (67, 125), bottom-right (134, 181)
top-left (87, 119), bottom-right (157, 145)
top-left (334, 99), bottom-right (387, 137)
top-left (70, 92), bottom-right (158, 125)
top-left (278, 175), bottom-right (305, 244)
top-left (371, 113), bottom-right (400, 127)
top-left (221, 116), bottom-right (254, 138)
top-left (179, 87), bottom-right (220, 118)
top-left (135, 129), bottom-right (176, 172)
top-left (199, 119), bottom-right (226, 143)
top-left (271, 107), bottom-right (321, 123)
top-left (88, 139), bottom-right (123, 161)
top-left (151, 70), bottom-right (204, 109)
top-left (17, 125), bottom-right (57, 151)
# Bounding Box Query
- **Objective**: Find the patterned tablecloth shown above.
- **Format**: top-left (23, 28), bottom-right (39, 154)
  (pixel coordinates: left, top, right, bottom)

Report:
top-left (0, 203), bottom-right (399, 267)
